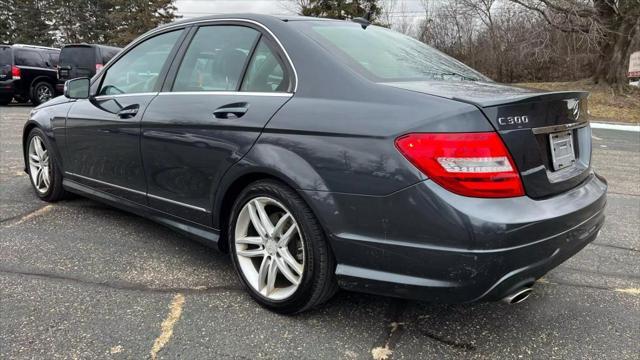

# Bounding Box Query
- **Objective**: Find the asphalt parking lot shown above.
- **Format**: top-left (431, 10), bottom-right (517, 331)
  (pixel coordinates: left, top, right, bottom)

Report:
top-left (1, 104), bottom-right (638, 359)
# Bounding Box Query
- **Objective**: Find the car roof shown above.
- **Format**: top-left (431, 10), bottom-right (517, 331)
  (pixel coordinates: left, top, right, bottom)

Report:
top-left (157, 13), bottom-right (335, 30)
top-left (62, 44), bottom-right (122, 51)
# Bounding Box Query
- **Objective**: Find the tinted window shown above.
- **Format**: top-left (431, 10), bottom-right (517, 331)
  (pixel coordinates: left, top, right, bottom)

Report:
top-left (172, 26), bottom-right (259, 92)
top-left (48, 51), bottom-right (59, 67)
top-left (0, 47), bottom-right (11, 65)
top-left (99, 30), bottom-right (182, 95)
top-left (15, 49), bottom-right (46, 67)
top-left (293, 22), bottom-right (489, 82)
top-left (241, 39), bottom-right (286, 92)
top-left (100, 47), bottom-right (121, 64)
top-left (60, 46), bottom-right (96, 68)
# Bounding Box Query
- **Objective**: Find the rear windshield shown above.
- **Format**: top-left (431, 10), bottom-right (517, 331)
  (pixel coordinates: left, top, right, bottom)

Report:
top-left (292, 22), bottom-right (489, 83)
top-left (60, 46), bottom-right (96, 67)
top-left (0, 47), bottom-right (11, 65)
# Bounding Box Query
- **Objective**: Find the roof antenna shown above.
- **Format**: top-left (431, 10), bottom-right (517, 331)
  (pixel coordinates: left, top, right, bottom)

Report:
top-left (353, 8), bottom-right (373, 29)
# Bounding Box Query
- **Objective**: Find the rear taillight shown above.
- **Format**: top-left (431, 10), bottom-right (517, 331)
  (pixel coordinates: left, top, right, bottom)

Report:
top-left (11, 65), bottom-right (20, 79)
top-left (96, 63), bottom-right (103, 71)
top-left (395, 132), bottom-right (524, 198)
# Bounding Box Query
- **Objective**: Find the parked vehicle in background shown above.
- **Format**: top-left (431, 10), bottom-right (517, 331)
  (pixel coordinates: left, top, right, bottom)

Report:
top-left (0, 44), bottom-right (60, 105)
top-left (56, 44), bottom-right (121, 93)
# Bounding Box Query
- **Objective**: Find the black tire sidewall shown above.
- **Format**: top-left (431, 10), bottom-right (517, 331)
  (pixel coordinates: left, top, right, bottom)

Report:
top-left (228, 180), bottom-right (327, 313)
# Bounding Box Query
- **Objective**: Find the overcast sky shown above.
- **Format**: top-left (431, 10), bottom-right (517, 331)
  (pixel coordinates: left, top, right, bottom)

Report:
top-left (176, 0), bottom-right (426, 19)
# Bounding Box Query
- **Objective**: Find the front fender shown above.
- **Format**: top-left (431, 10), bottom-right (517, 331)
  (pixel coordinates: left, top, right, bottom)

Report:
top-left (22, 101), bottom-right (73, 173)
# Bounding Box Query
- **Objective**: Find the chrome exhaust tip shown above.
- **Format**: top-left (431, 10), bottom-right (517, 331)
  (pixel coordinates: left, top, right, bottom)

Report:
top-left (502, 287), bottom-right (533, 304)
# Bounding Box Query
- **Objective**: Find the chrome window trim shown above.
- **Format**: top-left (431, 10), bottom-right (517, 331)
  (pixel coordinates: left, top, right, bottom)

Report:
top-left (157, 91), bottom-right (292, 97)
top-left (143, 18), bottom-right (299, 93)
top-left (147, 193), bottom-right (208, 212)
top-left (66, 172), bottom-right (146, 196)
top-left (93, 92), bottom-right (158, 101)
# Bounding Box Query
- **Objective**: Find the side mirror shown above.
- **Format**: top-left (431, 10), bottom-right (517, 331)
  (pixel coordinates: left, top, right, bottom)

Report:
top-left (64, 77), bottom-right (90, 99)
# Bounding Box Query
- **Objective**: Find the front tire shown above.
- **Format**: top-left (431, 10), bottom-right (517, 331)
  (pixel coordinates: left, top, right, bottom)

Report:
top-left (26, 128), bottom-right (68, 202)
top-left (31, 81), bottom-right (54, 105)
top-left (229, 180), bottom-right (337, 314)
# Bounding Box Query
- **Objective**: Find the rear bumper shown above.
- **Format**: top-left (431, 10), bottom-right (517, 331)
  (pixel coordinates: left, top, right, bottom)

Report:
top-left (305, 172), bottom-right (607, 303)
top-left (0, 79), bottom-right (15, 97)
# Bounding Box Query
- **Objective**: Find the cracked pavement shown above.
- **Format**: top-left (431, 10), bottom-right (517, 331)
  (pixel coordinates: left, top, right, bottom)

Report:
top-left (1, 104), bottom-right (638, 359)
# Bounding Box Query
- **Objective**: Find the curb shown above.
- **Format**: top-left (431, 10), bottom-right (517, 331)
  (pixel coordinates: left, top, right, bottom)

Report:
top-left (591, 122), bottom-right (640, 132)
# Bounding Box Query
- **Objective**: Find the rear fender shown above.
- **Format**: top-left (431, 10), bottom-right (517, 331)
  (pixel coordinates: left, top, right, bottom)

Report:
top-left (212, 143), bottom-right (333, 230)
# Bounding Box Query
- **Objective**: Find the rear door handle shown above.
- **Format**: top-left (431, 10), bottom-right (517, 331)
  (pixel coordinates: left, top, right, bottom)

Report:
top-left (213, 102), bottom-right (248, 119)
top-left (117, 104), bottom-right (139, 119)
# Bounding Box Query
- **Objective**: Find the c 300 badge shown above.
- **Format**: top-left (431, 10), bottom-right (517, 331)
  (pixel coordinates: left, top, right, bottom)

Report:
top-left (497, 115), bottom-right (529, 127)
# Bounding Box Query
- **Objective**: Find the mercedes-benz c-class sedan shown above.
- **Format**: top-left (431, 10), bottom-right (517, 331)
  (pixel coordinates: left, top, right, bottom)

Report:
top-left (22, 14), bottom-right (607, 313)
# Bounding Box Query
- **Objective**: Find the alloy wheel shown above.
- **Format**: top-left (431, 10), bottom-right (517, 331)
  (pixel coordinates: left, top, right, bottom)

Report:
top-left (234, 196), bottom-right (305, 300)
top-left (37, 85), bottom-right (52, 103)
top-left (28, 135), bottom-right (51, 194)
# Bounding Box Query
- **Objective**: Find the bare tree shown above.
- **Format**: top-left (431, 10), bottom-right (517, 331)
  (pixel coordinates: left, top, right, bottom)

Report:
top-left (509, 0), bottom-right (640, 89)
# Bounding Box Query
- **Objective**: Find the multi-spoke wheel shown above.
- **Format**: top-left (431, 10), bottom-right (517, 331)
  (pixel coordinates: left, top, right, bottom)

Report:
top-left (31, 82), bottom-right (54, 105)
top-left (28, 135), bottom-right (51, 194)
top-left (235, 197), bottom-right (305, 300)
top-left (229, 180), bottom-right (337, 313)
top-left (25, 128), bottom-right (67, 202)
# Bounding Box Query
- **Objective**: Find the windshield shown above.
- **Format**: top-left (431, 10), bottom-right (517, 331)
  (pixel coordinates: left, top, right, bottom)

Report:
top-left (0, 47), bottom-right (12, 65)
top-left (293, 22), bottom-right (489, 83)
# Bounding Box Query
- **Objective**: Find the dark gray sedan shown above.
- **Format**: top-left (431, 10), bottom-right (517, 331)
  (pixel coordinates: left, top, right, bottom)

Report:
top-left (22, 14), bottom-right (607, 313)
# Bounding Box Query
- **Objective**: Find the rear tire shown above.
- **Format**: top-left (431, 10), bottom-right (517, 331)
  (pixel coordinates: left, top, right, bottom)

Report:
top-left (26, 128), bottom-right (68, 202)
top-left (31, 81), bottom-right (54, 105)
top-left (0, 96), bottom-right (10, 105)
top-left (228, 180), bottom-right (338, 314)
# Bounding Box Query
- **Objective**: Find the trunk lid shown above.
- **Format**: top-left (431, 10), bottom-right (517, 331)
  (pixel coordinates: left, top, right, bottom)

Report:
top-left (386, 80), bottom-right (592, 198)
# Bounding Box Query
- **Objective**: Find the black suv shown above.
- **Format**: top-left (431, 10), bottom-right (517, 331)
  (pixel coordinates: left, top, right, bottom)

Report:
top-left (0, 44), bottom-right (60, 105)
top-left (56, 44), bottom-right (121, 93)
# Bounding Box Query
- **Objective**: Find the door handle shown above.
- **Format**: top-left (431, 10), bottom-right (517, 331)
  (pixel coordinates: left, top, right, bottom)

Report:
top-left (117, 104), bottom-right (139, 119)
top-left (213, 102), bottom-right (248, 119)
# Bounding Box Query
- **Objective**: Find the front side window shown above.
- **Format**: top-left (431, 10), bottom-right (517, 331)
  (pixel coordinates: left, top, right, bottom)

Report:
top-left (172, 26), bottom-right (259, 92)
top-left (241, 39), bottom-right (286, 92)
top-left (292, 22), bottom-right (489, 83)
top-left (99, 30), bottom-right (182, 96)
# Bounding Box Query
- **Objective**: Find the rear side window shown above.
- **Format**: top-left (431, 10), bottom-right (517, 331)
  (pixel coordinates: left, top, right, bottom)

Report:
top-left (99, 30), bottom-right (183, 96)
top-left (15, 49), bottom-right (46, 67)
top-left (172, 26), bottom-right (259, 92)
top-left (60, 46), bottom-right (95, 68)
top-left (0, 47), bottom-right (11, 65)
top-left (241, 39), bottom-right (286, 92)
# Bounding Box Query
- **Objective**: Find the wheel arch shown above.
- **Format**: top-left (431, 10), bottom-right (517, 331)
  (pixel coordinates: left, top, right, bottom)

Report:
top-left (214, 168), bottom-right (301, 252)
top-left (22, 121), bottom-right (41, 172)
top-left (213, 164), bottom-right (335, 255)
top-left (30, 75), bottom-right (56, 91)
